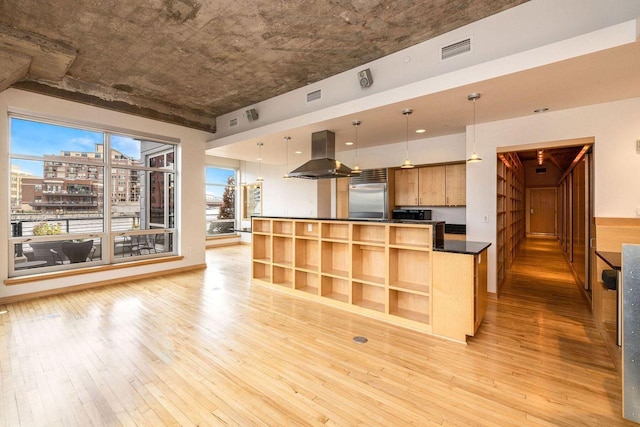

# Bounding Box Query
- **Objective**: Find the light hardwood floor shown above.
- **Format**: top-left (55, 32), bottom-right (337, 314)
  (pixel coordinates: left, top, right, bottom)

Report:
top-left (0, 239), bottom-right (634, 426)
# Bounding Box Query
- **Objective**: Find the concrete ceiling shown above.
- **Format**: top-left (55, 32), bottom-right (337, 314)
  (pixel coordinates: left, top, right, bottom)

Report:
top-left (0, 0), bottom-right (528, 133)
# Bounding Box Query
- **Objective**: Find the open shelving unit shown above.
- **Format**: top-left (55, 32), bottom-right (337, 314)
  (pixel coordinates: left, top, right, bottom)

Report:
top-left (252, 218), bottom-right (434, 334)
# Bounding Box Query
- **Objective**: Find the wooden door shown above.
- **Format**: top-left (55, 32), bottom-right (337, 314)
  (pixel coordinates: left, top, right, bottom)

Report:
top-left (445, 163), bottom-right (466, 206)
top-left (530, 188), bottom-right (556, 235)
top-left (395, 168), bottom-right (419, 206)
top-left (418, 166), bottom-right (445, 205)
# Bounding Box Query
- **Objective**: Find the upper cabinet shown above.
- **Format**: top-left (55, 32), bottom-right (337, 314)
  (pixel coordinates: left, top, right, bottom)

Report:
top-left (445, 163), bottom-right (466, 206)
top-left (394, 168), bottom-right (420, 205)
top-left (394, 163), bottom-right (465, 207)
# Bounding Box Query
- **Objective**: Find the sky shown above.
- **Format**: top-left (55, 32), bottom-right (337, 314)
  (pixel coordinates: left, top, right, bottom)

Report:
top-left (206, 167), bottom-right (236, 198)
top-left (10, 117), bottom-right (144, 177)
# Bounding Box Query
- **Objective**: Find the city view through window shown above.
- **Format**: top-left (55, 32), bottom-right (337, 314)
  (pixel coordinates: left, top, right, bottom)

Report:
top-left (9, 116), bottom-right (177, 275)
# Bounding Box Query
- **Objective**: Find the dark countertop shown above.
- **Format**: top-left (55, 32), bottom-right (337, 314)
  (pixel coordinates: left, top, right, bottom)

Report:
top-left (252, 217), bottom-right (490, 256)
top-left (434, 240), bottom-right (490, 255)
top-left (254, 216), bottom-right (445, 225)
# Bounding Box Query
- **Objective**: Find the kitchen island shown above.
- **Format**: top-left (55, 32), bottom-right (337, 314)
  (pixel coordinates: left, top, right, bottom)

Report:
top-left (251, 217), bottom-right (490, 343)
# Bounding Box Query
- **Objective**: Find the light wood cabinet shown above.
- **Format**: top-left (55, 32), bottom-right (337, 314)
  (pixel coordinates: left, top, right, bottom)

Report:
top-left (432, 249), bottom-right (488, 342)
top-left (418, 166), bottom-right (446, 205)
top-left (394, 168), bottom-right (419, 205)
top-left (394, 163), bottom-right (465, 207)
top-left (252, 218), bottom-right (489, 343)
top-left (445, 163), bottom-right (466, 206)
top-left (336, 178), bottom-right (349, 219)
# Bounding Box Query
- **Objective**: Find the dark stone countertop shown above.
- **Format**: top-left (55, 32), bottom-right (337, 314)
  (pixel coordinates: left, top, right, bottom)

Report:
top-left (434, 240), bottom-right (491, 255)
top-left (254, 216), bottom-right (445, 225)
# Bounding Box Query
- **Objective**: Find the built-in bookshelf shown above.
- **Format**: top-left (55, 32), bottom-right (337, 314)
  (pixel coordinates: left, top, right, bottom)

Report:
top-left (251, 218), bottom-right (434, 333)
top-left (496, 158), bottom-right (507, 288)
top-left (496, 153), bottom-right (526, 271)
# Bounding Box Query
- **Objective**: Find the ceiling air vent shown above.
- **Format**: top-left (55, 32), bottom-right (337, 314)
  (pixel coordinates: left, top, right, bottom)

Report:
top-left (229, 117), bottom-right (239, 128)
top-left (306, 89), bottom-right (322, 103)
top-left (441, 38), bottom-right (471, 60)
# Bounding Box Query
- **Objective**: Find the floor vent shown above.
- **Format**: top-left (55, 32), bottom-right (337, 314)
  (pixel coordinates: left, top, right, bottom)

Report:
top-left (441, 38), bottom-right (471, 60)
top-left (306, 89), bottom-right (322, 103)
top-left (229, 117), bottom-right (239, 128)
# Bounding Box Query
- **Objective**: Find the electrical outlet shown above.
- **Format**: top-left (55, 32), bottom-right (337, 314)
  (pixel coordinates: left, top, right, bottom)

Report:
top-left (307, 223), bottom-right (312, 232)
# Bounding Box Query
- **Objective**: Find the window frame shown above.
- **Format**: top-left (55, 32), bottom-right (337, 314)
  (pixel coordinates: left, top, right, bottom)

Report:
top-left (205, 165), bottom-right (237, 237)
top-left (8, 112), bottom-right (180, 277)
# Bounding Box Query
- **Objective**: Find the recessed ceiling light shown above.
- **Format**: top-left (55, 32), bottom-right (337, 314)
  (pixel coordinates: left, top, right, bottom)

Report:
top-left (295, 150), bottom-right (302, 154)
top-left (415, 129), bottom-right (426, 134)
top-left (534, 107), bottom-right (549, 113)
top-left (345, 141), bottom-right (354, 146)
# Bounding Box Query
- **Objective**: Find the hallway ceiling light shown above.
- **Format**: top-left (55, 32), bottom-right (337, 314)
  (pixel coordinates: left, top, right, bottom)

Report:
top-left (400, 109), bottom-right (414, 169)
top-left (256, 142), bottom-right (264, 182)
top-left (415, 129), bottom-right (426, 134)
top-left (351, 120), bottom-right (362, 174)
top-left (467, 93), bottom-right (482, 163)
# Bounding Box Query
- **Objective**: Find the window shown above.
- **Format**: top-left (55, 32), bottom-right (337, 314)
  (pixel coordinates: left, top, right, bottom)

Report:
top-left (9, 115), bottom-right (178, 276)
top-left (205, 166), bottom-right (236, 236)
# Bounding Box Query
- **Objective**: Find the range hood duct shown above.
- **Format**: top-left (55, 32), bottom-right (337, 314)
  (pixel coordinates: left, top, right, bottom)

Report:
top-left (289, 130), bottom-right (352, 179)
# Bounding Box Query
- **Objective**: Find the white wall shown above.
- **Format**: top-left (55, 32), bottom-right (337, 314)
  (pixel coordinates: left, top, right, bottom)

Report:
top-left (0, 89), bottom-right (212, 299)
top-left (467, 96), bottom-right (640, 293)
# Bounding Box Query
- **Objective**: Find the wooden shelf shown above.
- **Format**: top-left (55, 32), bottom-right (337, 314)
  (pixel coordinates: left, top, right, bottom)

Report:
top-left (321, 276), bottom-right (349, 303)
top-left (272, 220), bottom-right (293, 235)
top-left (352, 223), bottom-right (386, 245)
top-left (321, 241), bottom-right (349, 278)
top-left (272, 236), bottom-right (292, 267)
top-left (389, 248), bottom-right (430, 293)
top-left (253, 218), bottom-right (271, 233)
top-left (295, 221), bottom-right (319, 238)
top-left (321, 222), bottom-right (350, 241)
top-left (352, 281), bottom-right (385, 313)
top-left (295, 270), bottom-right (319, 295)
top-left (272, 266), bottom-right (293, 288)
top-left (389, 225), bottom-right (431, 248)
top-left (252, 234), bottom-right (271, 263)
top-left (352, 244), bottom-right (386, 285)
top-left (295, 238), bottom-right (318, 271)
top-left (252, 262), bottom-right (271, 282)
top-left (389, 290), bottom-right (429, 324)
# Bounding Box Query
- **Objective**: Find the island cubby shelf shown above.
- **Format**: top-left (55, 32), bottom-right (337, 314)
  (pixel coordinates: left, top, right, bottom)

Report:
top-left (252, 218), bottom-right (434, 335)
top-left (252, 217), bottom-right (491, 343)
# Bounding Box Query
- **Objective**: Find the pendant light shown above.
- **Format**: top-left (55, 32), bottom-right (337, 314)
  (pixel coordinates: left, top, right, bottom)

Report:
top-left (256, 142), bottom-right (264, 182)
top-left (400, 108), bottom-right (414, 169)
top-left (351, 120), bottom-right (362, 174)
top-left (282, 136), bottom-right (291, 179)
top-left (467, 93), bottom-right (482, 163)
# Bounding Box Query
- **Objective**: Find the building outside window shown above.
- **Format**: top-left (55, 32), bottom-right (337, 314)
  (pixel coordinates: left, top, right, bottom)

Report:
top-left (9, 115), bottom-right (178, 276)
top-left (206, 166), bottom-right (236, 236)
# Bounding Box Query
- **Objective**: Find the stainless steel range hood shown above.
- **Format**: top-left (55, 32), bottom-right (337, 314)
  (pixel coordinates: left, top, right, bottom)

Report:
top-left (289, 130), bottom-right (352, 179)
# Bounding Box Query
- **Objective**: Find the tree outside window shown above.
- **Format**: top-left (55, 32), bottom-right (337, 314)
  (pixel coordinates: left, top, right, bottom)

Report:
top-left (206, 167), bottom-right (236, 236)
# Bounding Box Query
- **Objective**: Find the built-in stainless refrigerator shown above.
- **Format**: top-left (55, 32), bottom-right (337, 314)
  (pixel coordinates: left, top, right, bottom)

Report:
top-left (348, 169), bottom-right (388, 220)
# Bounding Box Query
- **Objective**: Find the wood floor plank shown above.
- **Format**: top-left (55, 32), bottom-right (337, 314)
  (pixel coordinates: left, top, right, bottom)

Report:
top-left (0, 238), bottom-right (636, 425)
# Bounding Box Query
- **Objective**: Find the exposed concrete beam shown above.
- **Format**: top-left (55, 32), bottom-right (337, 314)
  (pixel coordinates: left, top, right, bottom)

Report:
top-left (0, 49), bottom-right (31, 92)
top-left (14, 79), bottom-right (216, 133)
top-left (0, 24), bottom-right (76, 80)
